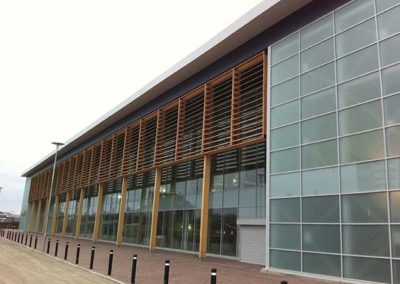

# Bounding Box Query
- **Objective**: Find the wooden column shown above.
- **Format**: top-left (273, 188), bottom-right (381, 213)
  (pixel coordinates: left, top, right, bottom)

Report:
top-left (28, 201), bottom-right (36, 232)
top-left (75, 188), bottom-right (85, 238)
top-left (116, 177), bottom-right (128, 245)
top-left (149, 168), bottom-right (161, 250)
top-left (199, 155), bottom-right (212, 258)
top-left (93, 184), bottom-right (104, 241)
top-left (34, 199), bottom-right (42, 233)
top-left (41, 198), bottom-right (48, 232)
top-left (51, 195), bottom-right (60, 234)
top-left (61, 191), bottom-right (71, 235)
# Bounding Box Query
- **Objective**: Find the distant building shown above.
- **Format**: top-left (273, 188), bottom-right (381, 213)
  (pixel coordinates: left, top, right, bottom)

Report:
top-left (0, 212), bottom-right (20, 229)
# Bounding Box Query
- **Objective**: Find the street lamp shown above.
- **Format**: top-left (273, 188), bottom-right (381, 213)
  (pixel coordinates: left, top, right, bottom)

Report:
top-left (42, 141), bottom-right (64, 251)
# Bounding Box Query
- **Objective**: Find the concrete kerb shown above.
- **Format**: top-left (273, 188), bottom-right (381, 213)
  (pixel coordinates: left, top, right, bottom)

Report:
top-left (2, 235), bottom-right (124, 284)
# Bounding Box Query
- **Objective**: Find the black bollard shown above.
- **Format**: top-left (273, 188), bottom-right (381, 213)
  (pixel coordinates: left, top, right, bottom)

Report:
top-left (34, 236), bottom-right (38, 249)
top-left (64, 242), bottom-right (69, 260)
top-left (108, 250), bottom-right (114, 275)
top-left (17, 232), bottom-right (20, 243)
top-left (25, 234), bottom-right (28, 246)
top-left (164, 260), bottom-right (170, 284)
top-left (55, 240), bottom-right (59, 257)
top-left (211, 268), bottom-right (217, 284)
top-left (89, 246), bottom-right (95, 269)
top-left (131, 254), bottom-right (137, 284)
top-left (76, 244), bottom-right (81, 264)
top-left (29, 235), bottom-right (33, 247)
top-left (281, 281), bottom-right (288, 284)
top-left (47, 239), bottom-right (51, 254)
top-left (20, 233), bottom-right (24, 244)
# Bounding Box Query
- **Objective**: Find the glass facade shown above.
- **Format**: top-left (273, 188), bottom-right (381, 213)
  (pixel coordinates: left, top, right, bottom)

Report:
top-left (55, 193), bottom-right (66, 234)
top-left (65, 190), bottom-right (80, 235)
top-left (37, 198), bottom-right (46, 233)
top-left (157, 160), bottom-right (203, 251)
top-left (208, 143), bottom-right (265, 256)
top-left (99, 179), bottom-right (122, 241)
top-left (269, 0), bottom-right (400, 282)
top-left (80, 186), bottom-right (98, 239)
top-left (123, 171), bottom-right (154, 245)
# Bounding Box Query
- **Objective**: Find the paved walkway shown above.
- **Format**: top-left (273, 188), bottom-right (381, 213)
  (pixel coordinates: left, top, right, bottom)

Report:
top-left (3, 231), bottom-right (340, 284)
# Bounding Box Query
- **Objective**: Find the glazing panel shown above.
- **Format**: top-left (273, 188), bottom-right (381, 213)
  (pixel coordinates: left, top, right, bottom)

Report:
top-left (343, 225), bottom-right (389, 257)
top-left (270, 123), bottom-right (299, 151)
top-left (301, 14), bottom-right (333, 50)
top-left (270, 148), bottom-right (300, 174)
top-left (222, 208), bottom-right (237, 256)
top-left (376, 0), bottom-right (400, 12)
top-left (271, 33), bottom-right (299, 64)
top-left (271, 100), bottom-right (299, 128)
top-left (384, 94), bottom-right (400, 125)
top-left (270, 250), bottom-right (301, 271)
top-left (380, 33), bottom-right (400, 67)
top-left (302, 167), bottom-right (339, 196)
top-left (270, 172), bottom-right (300, 198)
top-left (337, 45), bottom-right (379, 83)
top-left (343, 256), bottom-right (391, 283)
top-left (342, 192), bottom-right (388, 223)
top-left (271, 77), bottom-right (299, 107)
top-left (208, 208), bottom-right (221, 254)
top-left (270, 198), bottom-right (300, 222)
top-left (302, 140), bottom-right (338, 169)
top-left (301, 87), bottom-right (336, 119)
top-left (391, 191), bottom-right (400, 222)
top-left (334, 0), bottom-right (374, 33)
top-left (393, 259), bottom-right (400, 284)
top-left (303, 253), bottom-right (341, 277)
top-left (303, 225), bottom-right (340, 253)
top-left (301, 63), bottom-right (335, 95)
top-left (271, 55), bottom-right (299, 85)
top-left (389, 158), bottom-right (400, 189)
top-left (302, 196), bottom-right (340, 223)
top-left (382, 63), bottom-right (400, 95)
top-left (301, 38), bottom-right (334, 72)
top-left (339, 130), bottom-right (384, 163)
top-left (336, 18), bottom-right (376, 57)
top-left (223, 190), bottom-right (238, 208)
top-left (238, 207), bottom-right (256, 218)
top-left (392, 225), bottom-right (400, 257)
top-left (387, 125), bottom-right (400, 156)
top-left (270, 224), bottom-right (300, 250)
top-left (338, 72), bottom-right (380, 108)
top-left (341, 160), bottom-right (386, 193)
top-left (378, 5), bottom-right (400, 39)
top-left (302, 113), bottom-right (336, 143)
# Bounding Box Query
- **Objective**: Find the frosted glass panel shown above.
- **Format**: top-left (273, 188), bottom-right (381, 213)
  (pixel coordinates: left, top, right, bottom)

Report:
top-left (303, 253), bottom-right (340, 277)
top-left (270, 250), bottom-right (301, 271)
top-left (388, 158), bottom-right (400, 189)
top-left (303, 196), bottom-right (339, 223)
top-left (270, 198), bottom-right (300, 222)
top-left (387, 125), bottom-right (400, 157)
top-left (384, 94), bottom-right (400, 125)
top-left (376, 0), bottom-right (400, 12)
top-left (271, 55), bottom-right (299, 85)
top-left (391, 192), bottom-right (400, 221)
top-left (271, 148), bottom-right (299, 174)
top-left (342, 192), bottom-right (388, 223)
top-left (392, 225), bottom-right (400, 257)
top-left (270, 225), bottom-right (300, 250)
top-left (271, 77), bottom-right (299, 107)
top-left (337, 45), bottom-right (379, 83)
top-left (378, 5), bottom-right (400, 39)
top-left (271, 100), bottom-right (299, 128)
top-left (301, 15), bottom-right (333, 49)
top-left (303, 225), bottom-right (340, 253)
top-left (339, 101), bottom-right (382, 136)
top-left (343, 256), bottom-right (391, 283)
top-left (271, 123), bottom-right (299, 151)
top-left (338, 72), bottom-right (380, 108)
top-left (341, 160), bottom-right (386, 193)
top-left (271, 33), bottom-right (299, 64)
top-left (302, 167), bottom-right (339, 196)
top-left (340, 130), bottom-right (384, 163)
top-left (336, 18), bottom-right (376, 57)
top-left (343, 225), bottom-right (389, 256)
top-left (301, 39), bottom-right (334, 72)
top-left (301, 87), bottom-right (336, 119)
top-left (301, 63), bottom-right (335, 95)
top-left (334, 0), bottom-right (375, 33)
top-left (302, 140), bottom-right (338, 169)
top-left (382, 63), bottom-right (400, 95)
top-left (302, 113), bottom-right (336, 143)
top-left (380, 33), bottom-right (400, 67)
top-left (270, 172), bottom-right (300, 198)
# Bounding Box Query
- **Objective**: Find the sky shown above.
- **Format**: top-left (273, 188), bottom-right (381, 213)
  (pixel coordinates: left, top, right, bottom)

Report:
top-left (0, 0), bottom-right (263, 214)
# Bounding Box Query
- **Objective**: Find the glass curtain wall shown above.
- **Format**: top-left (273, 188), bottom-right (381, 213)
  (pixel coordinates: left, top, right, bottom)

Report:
top-left (99, 178), bottom-right (122, 241)
top-left (157, 159), bottom-right (203, 252)
top-left (56, 193), bottom-right (66, 234)
top-left (123, 171), bottom-right (155, 245)
top-left (37, 198), bottom-right (46, 233)
top-left (65, 190), bottom-right (80, 235)
top-left (208, 143), bottom-right (266, 256)
top-left (80, 186), bottom-right (98, 238)
top-left (46, 198), bottom-right (55, 233)
top-left (269, 1), bottom-right (400, 283)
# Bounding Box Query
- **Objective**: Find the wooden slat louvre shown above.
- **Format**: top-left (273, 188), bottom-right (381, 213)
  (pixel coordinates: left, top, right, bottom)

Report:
top-left (66, 157), bottom-right (76, 191)
top-left (89, 144), bottom-right (102, 186)
top-left (74, 153), bottom-right (84, 190)
top-left (80, 149), bottom-right (92, 188)
top-left (61, 160), bottom-right (70, 193)
top-left (121, 124), bottom-right (140, 175)
top-left (55, 163), bottom-right (64, 195)
top-left (110, 130), bottom-right (125, 178)
top-left (137, 115), bottom-right (157, 170)
top-left (155, 105), bottom-right (178, 165)
top-left (98, 137), bottom-right (113, 182)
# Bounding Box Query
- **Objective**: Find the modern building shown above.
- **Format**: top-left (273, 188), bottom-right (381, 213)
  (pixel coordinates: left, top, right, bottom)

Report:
top-left (19, 0), bottom-right (400, 283)
top-left (0, 212), bottom-right (20, 229)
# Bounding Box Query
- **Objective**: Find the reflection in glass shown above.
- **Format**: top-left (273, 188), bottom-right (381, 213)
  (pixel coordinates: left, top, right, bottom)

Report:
top-left (342, 192), bottom-right (388, 223)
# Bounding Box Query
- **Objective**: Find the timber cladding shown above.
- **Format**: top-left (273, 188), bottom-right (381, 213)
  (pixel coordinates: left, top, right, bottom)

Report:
top-left (28, 52), bottom-right (267, 201)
